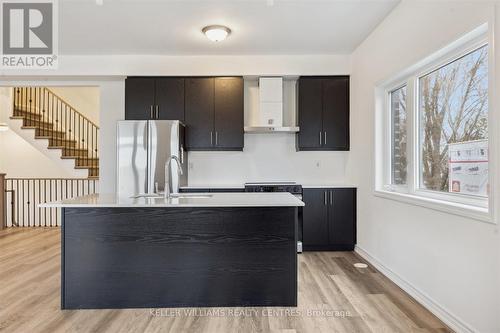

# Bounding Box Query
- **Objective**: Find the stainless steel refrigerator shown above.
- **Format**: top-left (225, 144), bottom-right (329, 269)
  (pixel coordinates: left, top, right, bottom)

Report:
top-left (117, 120), bottom-right (188, 196)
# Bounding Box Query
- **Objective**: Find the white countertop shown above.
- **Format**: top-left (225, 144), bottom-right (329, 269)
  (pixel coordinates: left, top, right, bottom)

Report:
top-left (39, 192), bottom-right (305, 208)
top-left (180, 184), bottom-right (356, 189)
top-left (302, 184), bottom-right (357, 188)
top-left (179, 184), bottom-right (245, 189)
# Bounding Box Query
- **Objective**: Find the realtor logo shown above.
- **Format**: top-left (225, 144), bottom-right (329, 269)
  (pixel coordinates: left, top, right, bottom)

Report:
top-left (1, 0), bottom-right (58, 69)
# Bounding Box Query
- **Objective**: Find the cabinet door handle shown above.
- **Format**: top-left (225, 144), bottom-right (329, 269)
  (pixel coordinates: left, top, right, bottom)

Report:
top-left (215, 132), bottom-right (218, 146)
top-left (155, 105), bottom-right (159, 119)
top-left (149, 105), bottom-right (153, 119)
top-left (330, 190), bottom-right (333, 205)
top-left (324, 191), bottom-right (327, 205)
top-left (319, 131), bottom-right (322, 146)
top-left (210, 131), bottom-right (213, 145)
top-left (324, 131), bottom-right (327, 145)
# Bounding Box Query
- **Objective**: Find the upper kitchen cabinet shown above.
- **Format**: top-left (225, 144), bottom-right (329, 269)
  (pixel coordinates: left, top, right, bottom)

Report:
top-left (155, 78), bottom-right (185, 120)
top-left (184, 77), bottom-right (215, 150)
top-left (296, 76), bottom-right (350, 151)
top-left (185, 77), bottom-right (244, 151)
top-left (125, 77), bottom-right (185, 121)
top-left (214, 77), bottom-right (244, 150)
top-left (125, 78), bottom-right (155, 120)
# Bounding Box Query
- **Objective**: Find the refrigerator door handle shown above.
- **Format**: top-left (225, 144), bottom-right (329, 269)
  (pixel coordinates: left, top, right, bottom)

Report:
top-left (149, 105), bottom-right (153, 119)
top-left (147, 121), bottom-right (151, 193)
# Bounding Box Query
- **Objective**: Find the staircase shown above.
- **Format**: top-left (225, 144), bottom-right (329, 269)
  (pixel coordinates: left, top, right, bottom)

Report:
top-left (10, 87), bottom-right (99, 179)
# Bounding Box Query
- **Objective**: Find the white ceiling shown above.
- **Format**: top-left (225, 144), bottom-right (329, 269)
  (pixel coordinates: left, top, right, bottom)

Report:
top-left (59, 0), bottom-right (400, 55)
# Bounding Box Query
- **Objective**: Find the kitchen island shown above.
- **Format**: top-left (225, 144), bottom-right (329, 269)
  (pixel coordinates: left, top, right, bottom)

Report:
top-left (42, 192), bottom-right (304, 309)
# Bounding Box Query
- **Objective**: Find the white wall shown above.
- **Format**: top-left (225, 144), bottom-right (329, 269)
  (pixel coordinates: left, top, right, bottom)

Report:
top-left (48, 87), bottom-right (100, 124)
top-left (0, 88), bottom-right (78, 178)
top-left (189, 76), bottom-right (349, 186)
top-left (1, 3), bottom-right (498, 332)
top-left (0, 55), bottom-right (350, 77)
top-left (0, 80), bottom-right (124, 188)
top-left (189, 134), bottom-right (348, 185)
top-left (349, 2), bottom-right (500, 332)
top-left (0, 128), bottom-right (78, 178)
top-left (1, 54), bottom-right (351, 190)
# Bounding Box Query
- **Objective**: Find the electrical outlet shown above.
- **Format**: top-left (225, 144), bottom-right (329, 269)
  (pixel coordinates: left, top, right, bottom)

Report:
top-left (188, 162), bottom-right (194, 170)
top-left (316, 161), bottom-right (320, 168)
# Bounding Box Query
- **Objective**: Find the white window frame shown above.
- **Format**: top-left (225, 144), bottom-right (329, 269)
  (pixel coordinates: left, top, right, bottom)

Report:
top-left (375, 23), bottom-right (497, 224)
top-left (386, 83), bottom-right (409, 193)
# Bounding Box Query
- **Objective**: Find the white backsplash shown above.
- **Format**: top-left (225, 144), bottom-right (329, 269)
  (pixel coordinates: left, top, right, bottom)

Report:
top-left (187, 133), bottom-right (348, 185)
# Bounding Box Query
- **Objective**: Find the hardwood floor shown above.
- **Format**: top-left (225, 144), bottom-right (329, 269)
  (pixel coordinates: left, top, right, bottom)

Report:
top-left (0, 228), bottom-right (451, 333)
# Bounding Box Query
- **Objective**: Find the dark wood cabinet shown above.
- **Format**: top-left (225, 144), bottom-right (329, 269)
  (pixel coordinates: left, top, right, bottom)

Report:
top-left (302, 188), bottom-right (329, 246)
top-left (125, 78), bottom-right (155, 120)
top-left (126, 76), bottom-right (244, 151)
top-left (328, 188), bottom-right (356, 246)
top-left (125, 77), bottom-right (184, 121)
top-left (214, 77), bottom-right (244, 150)
top-left (155, 78), bottom-right (185, 120)
top-left (302, 187), bottom-right (356, 251)
top-left (297, 76), bottom-right (350, 151)
top-left (185, 78), bottom-right (215, 149)
top-left (297, 78), bottom-right (323, 149)
top-left (185, 77), bottom-right (244, 151)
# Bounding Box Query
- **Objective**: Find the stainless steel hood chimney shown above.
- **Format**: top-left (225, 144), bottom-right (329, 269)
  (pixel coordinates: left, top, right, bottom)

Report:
top-left (244, 77), bottom-right (299, 133)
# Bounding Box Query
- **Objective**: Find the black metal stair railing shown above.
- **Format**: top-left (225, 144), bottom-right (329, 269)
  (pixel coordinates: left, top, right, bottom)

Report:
top-left (4, 178), bottom-right (99, 227)
top-left (13, 87), bottom-right (99, 178)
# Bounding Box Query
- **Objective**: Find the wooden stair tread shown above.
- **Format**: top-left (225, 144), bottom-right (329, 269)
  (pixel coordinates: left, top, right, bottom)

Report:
top-left (61, 156), bottom-right (95, 159)
top-left (75, 166), bottom-right (99, 169)
top-left (14, 89), bottom-right (100, 180)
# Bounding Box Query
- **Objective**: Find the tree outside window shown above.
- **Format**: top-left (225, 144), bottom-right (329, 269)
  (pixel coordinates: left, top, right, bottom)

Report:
top-left (418, 45), bottom-right (488, 196)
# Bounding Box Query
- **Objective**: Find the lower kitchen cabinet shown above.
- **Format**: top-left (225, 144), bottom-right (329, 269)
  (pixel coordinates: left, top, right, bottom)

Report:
top-left (302, 187), bottom-right (356, 251)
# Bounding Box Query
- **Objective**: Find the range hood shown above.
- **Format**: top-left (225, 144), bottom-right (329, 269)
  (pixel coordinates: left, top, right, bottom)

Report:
top-left (244, 77), bottom-right (299, 133)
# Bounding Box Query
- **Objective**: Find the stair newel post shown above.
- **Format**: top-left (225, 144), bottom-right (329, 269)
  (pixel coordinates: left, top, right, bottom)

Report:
top-left (64, 104), bottom-right (68, 154)
top-left (70, 109), bottom-right (74, 158)
top-left (51, 94), bottom-right (54, 138)
top-left (28, 87), bottom-right (31, 115)
top-left (86, 121), bottom-right (89, 168)
top-left (37, 87), bottom-right (41, 129)
top-left (13, 88), bottom-right (17, 116)
top-left (79, 114), bottom-right (82, 160)
top-left (44, 88), bottom-right (48, 137)
top-left (58, 99), bottom-right (61, 147)
top-left (0, 173), bottom-right (5, 230)
top-left (34, 87), bottom-right (38, 128)
top-left (93, 125), bottom-right (96, 165)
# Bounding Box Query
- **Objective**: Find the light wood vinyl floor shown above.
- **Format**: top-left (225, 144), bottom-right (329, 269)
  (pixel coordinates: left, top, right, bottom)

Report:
top-left (0, 228), bottom-right (451, 333)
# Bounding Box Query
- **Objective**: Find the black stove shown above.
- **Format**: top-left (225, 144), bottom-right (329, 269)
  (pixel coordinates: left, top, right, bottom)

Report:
top-left (244, 182), bottom-right (302, 195)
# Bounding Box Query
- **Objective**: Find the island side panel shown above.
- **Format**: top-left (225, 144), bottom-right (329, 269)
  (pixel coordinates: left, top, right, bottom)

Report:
top-left (61, 207), bottom-right (66, 310)
top-left (62, 206), bottom-right (297, 309)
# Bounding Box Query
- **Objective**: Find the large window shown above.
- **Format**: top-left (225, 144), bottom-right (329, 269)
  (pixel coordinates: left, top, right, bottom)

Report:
top-left (391, 86), bottom-right (408, 186)
top-left (378, 28), bottom-right (492, 219)
top-left (418, 45), bottom-right (488, 197)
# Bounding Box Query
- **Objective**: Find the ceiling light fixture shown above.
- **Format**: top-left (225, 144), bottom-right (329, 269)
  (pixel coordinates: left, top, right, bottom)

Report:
top-left (202, 25), bottom-right (231, 42)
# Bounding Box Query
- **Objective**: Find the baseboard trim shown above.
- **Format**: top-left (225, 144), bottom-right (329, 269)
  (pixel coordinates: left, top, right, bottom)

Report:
top-left (354, 245), bottom-right (475, 333)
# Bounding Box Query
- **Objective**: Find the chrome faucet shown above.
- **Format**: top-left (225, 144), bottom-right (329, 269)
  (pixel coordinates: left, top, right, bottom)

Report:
top-left (164, 155), bottom-right (183, 199)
